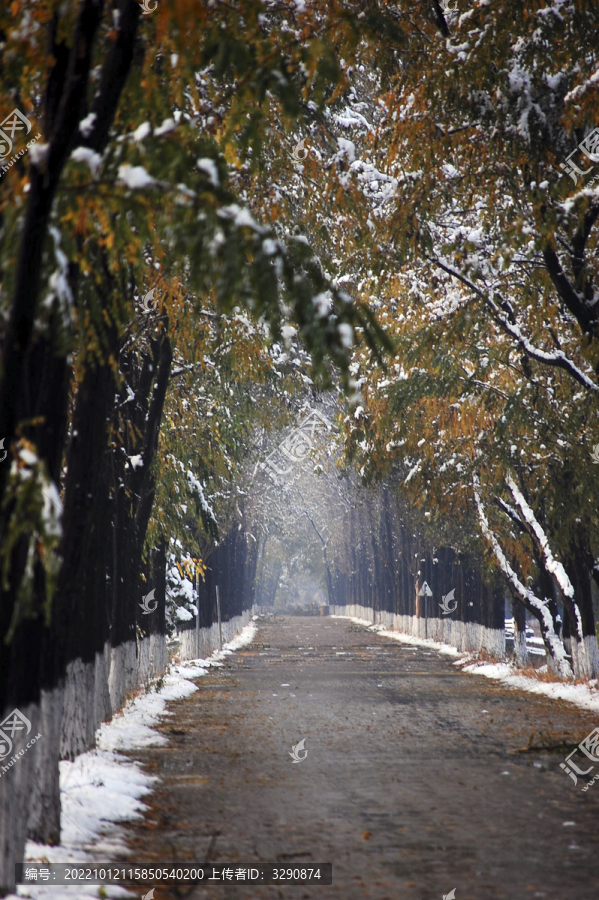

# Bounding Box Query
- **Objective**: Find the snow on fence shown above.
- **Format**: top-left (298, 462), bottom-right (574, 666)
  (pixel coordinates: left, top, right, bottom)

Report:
top-left (178, 608), bottom-right (254, 661)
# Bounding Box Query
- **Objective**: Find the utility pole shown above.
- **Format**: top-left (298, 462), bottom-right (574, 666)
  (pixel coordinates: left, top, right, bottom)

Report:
top-left (195, 564), bottom-right (200, 658)
top-left (418, 581), bottom-right (433, 639)
top-left (216, 584), bottom-right (223, 650)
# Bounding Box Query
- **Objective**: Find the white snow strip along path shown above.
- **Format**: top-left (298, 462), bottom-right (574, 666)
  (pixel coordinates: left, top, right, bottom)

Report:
top-left (13, 621), bottom-right (257, 900)
top-left (331, 615), bottom-right (599, 715)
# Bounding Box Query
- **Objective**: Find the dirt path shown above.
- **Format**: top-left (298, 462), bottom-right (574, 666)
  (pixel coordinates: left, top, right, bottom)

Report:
top-left (124, 616), bottom-right (599, 900)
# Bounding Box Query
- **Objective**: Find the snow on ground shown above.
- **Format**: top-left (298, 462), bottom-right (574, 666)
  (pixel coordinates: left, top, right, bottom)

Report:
top-left (14, 611), bottom-right (598, 900)
top-left (456, 659), bottom-right (599, 714)
top-left (332, 615), bottom-right (599, 715)
top-left (13, 621), bottom-right (257, 900)
top-left (330, 615), bottom-right (462, 657)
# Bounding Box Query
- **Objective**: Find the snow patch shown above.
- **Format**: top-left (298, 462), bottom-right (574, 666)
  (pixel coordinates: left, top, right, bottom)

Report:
top-left (29, 143), bottom-right (50, 166)
top-left (70, 146), bottom-right (102, 177)
top-left (14, 621), bottom-right (257, 900)
top-left (460, 660), bottom-right (599, 714)
top-left (331, 615), bottom-right (599, 714)
top-left (329, 615), bottom-right (462, 657)
top-left (154, 117), bottom-right (176, 137)
top-left (78, 113), bottom-right (97, 138)
top-left (196, 158), bottom-right (220, 187)
top-left (117, 164), bottom-right (155, 189)
top-left (132, 122), bottom-right (151, 142)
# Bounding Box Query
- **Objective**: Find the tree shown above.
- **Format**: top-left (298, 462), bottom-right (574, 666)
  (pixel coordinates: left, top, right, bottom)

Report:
top-left (0, 1), bottom-right (389, 889)
top-left (326, 0), bottom-right (599, 675)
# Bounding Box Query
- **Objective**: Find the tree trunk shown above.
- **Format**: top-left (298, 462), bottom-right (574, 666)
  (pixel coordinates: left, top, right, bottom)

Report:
top-left (564, 539), bottom-right (599, 679)
top-left (110, 332), bottom-right (172, 709)
top-left (0, 311), bottom-right (71, 870)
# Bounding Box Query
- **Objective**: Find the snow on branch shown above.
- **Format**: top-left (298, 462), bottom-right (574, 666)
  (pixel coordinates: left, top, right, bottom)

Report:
top-left (186, 468), bottom-right (217, 526)
top-left (505, 474), bottom-right (586, 653)
top-left (429, 256), bottom-right (599, 392)
top-left (506, 474), bottom-right (574, 600)
top-left (489, 293), bottom-right (599, 392)
top-left (495, 496), bottom-right (526, 531)
top-left (473, 474), bottom-right (573, 678)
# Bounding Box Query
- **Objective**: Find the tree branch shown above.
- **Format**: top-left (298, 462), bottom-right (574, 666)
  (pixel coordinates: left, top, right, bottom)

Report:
top-left (0, 0), bottom-right (106, 510)
top-left (428, 255), bottom-right (599, 391)
top-left (473, 474), bottom-right (572, 677)
top-left (542, 246), bottom-right (598, 335)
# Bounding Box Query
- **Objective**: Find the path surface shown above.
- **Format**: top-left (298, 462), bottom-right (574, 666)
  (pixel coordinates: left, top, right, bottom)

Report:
top-left (125, 616), bottom-right (599, 900)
